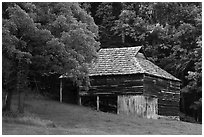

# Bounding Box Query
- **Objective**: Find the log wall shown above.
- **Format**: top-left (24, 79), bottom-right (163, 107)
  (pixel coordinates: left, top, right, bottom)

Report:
top-left (82, 74), bottom-right (144, 95)
top-left (79, 74), bottom-right (180, 117)
top-left (143, 74), bottom-right (180, 116)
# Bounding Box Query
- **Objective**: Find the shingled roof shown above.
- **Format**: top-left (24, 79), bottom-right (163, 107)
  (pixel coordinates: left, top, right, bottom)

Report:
top-left (88, 46), bottom-right (180, 81)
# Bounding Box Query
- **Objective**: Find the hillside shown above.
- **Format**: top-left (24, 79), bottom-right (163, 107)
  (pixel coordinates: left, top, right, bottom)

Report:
top-left (2, 95), bottom-right (202, 135)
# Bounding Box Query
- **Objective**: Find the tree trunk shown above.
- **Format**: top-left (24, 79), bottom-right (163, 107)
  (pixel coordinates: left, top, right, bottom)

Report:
top-left (3, 90), bottom-right (13, 111)
top-left (18, 89), bottom-right (25, 113)
top-left (16, 59), bottom-right (25, 113)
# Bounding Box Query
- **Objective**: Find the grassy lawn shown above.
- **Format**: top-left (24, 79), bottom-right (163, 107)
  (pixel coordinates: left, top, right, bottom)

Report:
top-left (2, 94), bottom-right (202, 135)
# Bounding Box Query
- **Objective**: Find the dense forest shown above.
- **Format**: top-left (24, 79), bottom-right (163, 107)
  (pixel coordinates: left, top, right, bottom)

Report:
top-left (2, 2), bottom-right (202, 122)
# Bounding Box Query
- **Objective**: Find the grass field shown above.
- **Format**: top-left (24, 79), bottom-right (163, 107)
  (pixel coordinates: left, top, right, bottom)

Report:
top-left (2, 94), bottom-right (202, 135)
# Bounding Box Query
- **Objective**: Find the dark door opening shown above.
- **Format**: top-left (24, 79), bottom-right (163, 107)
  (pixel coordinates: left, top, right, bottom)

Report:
top-left (62, 79), bottom-right (78, 104)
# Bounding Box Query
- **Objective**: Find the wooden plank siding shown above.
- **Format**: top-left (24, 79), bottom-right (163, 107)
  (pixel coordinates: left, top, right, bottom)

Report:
top-left (118, 95), bottom-right (158, 119)
top-left (143, 74), bottom-right (181, 116)
top-left (80, 74), bottom-right (144, 95)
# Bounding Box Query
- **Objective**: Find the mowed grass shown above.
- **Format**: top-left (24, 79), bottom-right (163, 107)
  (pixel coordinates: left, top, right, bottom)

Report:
top-left (2, 94), bottom-right (202, 135)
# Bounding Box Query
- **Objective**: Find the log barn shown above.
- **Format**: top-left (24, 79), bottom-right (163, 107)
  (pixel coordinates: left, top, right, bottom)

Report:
top-left (60, 46), bottom-right (181, 119)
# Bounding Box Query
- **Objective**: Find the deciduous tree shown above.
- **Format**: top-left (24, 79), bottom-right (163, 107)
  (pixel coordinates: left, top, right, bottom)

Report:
top-left (2, 2), bottom-right (100, 113)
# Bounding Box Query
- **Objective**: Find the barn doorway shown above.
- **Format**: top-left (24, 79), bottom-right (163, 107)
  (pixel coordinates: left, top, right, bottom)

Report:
top-left (61, 78), bottom-right (79, 104)
top-left (80, 95), bottom-right (117, 113)
top-left (99, 95), bottom-right (117, 113)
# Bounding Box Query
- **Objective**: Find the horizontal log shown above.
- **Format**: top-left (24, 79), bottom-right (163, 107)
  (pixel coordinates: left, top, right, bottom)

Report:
top-left (90, 85), bottom-right (143, 91)
top-left (144, 75), bottom-right (165, 82)
top-left (172, 93), bottom-right (180, 99)
top-left (156, 82), bottom-right (168, 89)
top-left (158, 100), bottom-right (180, 107)
top-left (170, 81), bottom-right (181, 86)
top-left (91, 78), bottom-right (144, 87)
top-left (144, 75), bottom-right (181, 87)
top-left (79, 91), bottom-right (143, 96)
top-left (91, 81), bottom-right (144, 87)
top-left (169, 85), bottom-right (180, 89)
top-left (160, 90), bottom-right (180, 95)
top-left (158, 106), bottom-right (180, 111)
top-left (144, 76), bottom-right (167, 83)
top-left (144, 74), bottom-right (181, 83)
top-left (142, 93), bottom-right (158, 98)
top-left (89, 87), bottom-right (143, 93)
top-left (123, 79), bottom-right (144, 83)
top-left (79, 92), bottom-right (114, 96)
top-left (117, 92), bottom-right (143, 95)
top-left (119, 82), bottom-right (143, 87)
top-left (158, 106), bottom-right (180, 110)
top-left (144, 83), bottom-right (180, 100)
top-left (119, 81), bottom-right (143, 87)
top-left (169, 87), bottom-right (180, 91)
top-left (110, 85), bottom-right (119, 87)
top-left (158, 109), bottom-right (180, 116)
top-left (144, 92), bottom-right (179, 101)
top-left (143, 84), bottom-right (161, 95)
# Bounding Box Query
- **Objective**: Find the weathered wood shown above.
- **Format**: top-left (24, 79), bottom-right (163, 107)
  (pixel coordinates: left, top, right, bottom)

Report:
top-left (158, 106), bottom-right (180, 116)
top-left (90, 74), bottom-right (143, 85)
top-left (80, 91), bottom-right (143, 96)
top-left (118, 81), bottom-right (143, 87)
top-left (124, 79), bottom-right (144, 82)
top-left (60, 79), bottom-right (63, 103)
top-left (88, 85), bottom-right (143, 95)
top-left (80, 73), bottom-right (181, 117)
top-left (158, 102), bottom-right (179, 107)
top-left (158, 98), bottom-right (180, 116)
top-left (143, 84), bottom-right (161, 96)
top-left (146, 97), bottom-right (158, 119)
top-left (118, 95), bottom-right (158, 119)
top-left (143, 74), bottom-right (180, 117)
top-left (169, 81), bottom-right (181, 87)
top-left (169, 86), bottom-right (180, 92)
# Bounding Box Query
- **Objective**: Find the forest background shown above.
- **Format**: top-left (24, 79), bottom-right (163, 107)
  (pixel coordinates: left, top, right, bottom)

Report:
top-left (2, 2), bottom-right (202, 122)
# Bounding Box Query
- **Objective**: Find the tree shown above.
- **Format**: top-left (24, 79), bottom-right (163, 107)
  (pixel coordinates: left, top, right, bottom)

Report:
top-left (89, 2), bottom-right (202, 120)
top-left (2, 2), bottom-right (100, 113)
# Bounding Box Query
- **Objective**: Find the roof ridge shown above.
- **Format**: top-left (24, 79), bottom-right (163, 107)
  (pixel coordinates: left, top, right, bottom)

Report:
top-left (132, 57), bottom-right (145, 73)
top-left (99, 46), bottom-right (142, 51)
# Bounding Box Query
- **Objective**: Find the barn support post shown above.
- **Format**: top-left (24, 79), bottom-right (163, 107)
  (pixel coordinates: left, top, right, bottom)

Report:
top-left (78, 96), bottom-right (82, 106)
top-left (96, 95), bottom-right (99, 111)
top-left (60, 78), bottom-right (63, 103)
top-left (77, 86), bottom-right (82, 105)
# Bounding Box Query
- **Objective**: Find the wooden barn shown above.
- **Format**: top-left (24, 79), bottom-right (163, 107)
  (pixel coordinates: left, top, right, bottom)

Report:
top-left (60, 46), bottom-right (181, 119)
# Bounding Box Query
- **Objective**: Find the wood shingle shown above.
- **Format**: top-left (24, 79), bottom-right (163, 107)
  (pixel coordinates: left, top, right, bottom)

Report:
top-left (88, 46), bottom-right (180, 82)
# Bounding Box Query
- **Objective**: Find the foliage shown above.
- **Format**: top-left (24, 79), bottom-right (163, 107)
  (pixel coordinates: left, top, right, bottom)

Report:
top-left (2, 2), bottom-right (100, 112)
top-left (91, 2), bottom-right (201, 120)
